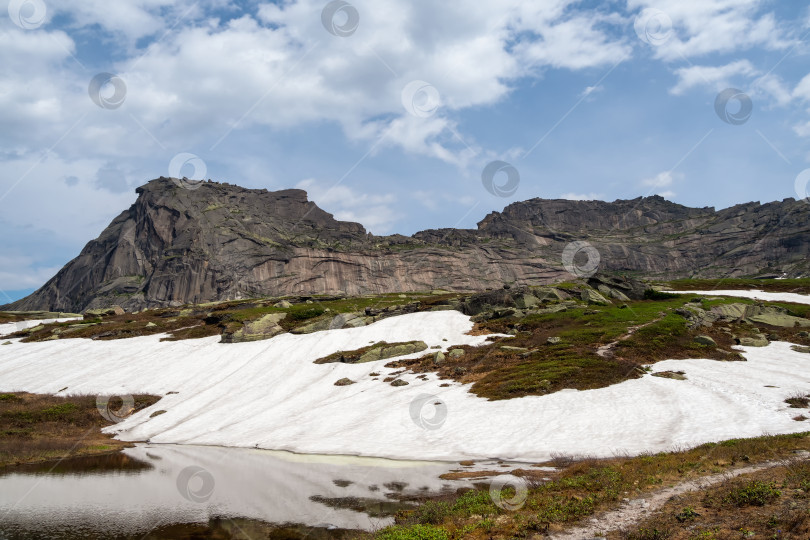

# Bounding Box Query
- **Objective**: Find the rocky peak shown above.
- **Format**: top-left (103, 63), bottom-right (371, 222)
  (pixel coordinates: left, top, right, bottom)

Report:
top-left (4, 178), bottom-right (809, 312)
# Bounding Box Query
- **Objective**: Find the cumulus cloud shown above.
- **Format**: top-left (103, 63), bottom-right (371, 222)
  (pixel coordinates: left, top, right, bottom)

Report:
top-left (670, 60), bottom-right (758, 95)
top-left (559, 192), bottom-right (605, 201)
top-left (629, 0), bottom-right (793, 61)
top-left (295, 178), bottom-right (401, 234)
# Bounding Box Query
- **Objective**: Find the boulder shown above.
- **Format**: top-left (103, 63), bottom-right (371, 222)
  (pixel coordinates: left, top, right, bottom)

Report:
top-left (709, 303), bottom-right (750, 319)
top-left (84, 305), bottom-right (125, 318)
top-left (273, 300), bottom-right (292, 308)
top-left (515, 294), bottom-right (539, 309)
top-left (694, 335), bottom-right (717, 347)
top-left (390, 379), bottom-right (409, 387)
top-left (652, 371), bottom-right (687, 381)
top-left (145, 322), bottom-right (157, 328)
top-left (357, 341), bottom-right (429, 363)
top-left (587, 274), bottom-right (647, 300)
top-left (334, 378), bottom-right (355, 386)
top-left (791, 345), bottom-right (810, 354)
top-left (433, 351), bottom-right (446, 364)
top-left (748, 313), bottom-right (810, 328)
top-left (580, 288), bottom-right (611, 305)
top-left (738, 334), bottom-right (769, 347)
top-left (448, 349), bottom-right (465, 358)
top-left (221, 313), bottom-right (287, 343)
top-left (547, 336), bottom-right (562, 345)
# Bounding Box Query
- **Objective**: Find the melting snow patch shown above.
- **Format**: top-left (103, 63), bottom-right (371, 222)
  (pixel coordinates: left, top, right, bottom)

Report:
top-left (0, 311), bottom-right (808, 462)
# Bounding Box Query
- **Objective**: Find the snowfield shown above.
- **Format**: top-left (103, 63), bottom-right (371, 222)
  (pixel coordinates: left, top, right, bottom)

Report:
top-left (667, 289), bottom-right (810, 304)
top-left (0, 297), bottom-right (809, 462)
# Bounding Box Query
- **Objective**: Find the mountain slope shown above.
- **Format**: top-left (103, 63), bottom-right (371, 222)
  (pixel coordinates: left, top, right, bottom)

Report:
top-left (5, 177), bottom-right (809, 312)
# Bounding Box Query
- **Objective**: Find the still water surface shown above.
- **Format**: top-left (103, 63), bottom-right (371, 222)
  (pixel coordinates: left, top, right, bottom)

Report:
top-left (0, 444), bottom-right (476, 539)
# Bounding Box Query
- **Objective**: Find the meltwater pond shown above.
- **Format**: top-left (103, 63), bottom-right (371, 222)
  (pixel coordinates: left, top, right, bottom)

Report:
top-left (0, 444), bottom-right (479, 539)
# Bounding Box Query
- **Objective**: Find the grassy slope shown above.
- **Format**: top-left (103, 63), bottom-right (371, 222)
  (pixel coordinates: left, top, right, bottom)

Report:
top-left (360, 432), bottom-right (810, 540)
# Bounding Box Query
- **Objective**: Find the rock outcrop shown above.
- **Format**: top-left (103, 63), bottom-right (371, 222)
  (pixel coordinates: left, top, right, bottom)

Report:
top-left (5, 177), bottom-right (810, 312)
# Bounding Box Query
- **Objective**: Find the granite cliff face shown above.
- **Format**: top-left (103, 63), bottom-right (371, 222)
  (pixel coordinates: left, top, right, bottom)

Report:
top-left (6, 178), bottom-right (809, 312)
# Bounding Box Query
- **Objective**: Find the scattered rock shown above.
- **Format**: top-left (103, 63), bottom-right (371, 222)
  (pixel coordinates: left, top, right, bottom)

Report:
top-left (390, 379), bottom-right (409, 387)
top-left (273, 300), bottom-right (292, 308)
top-left (315, 341), bottom-right (428, 364)
top-left (748, 312), bottom-right (810, 328)
top-left (221, 312), bottom-right (287, 343)
top-left (547, 336), bottom-right (561, 345)
top-left (738, 334), bottom-right (769, 347)
top-left (145, 322), bottom-right (157, 328)
top-left (334, 378), bottom-right (355, 386)
top-left (1, 341), bottom-right (11, 345)
top-left (433, 351), bottom-right (446, 364)
top-left (580, 288), bottom-right (611, 305)
top-left (149, 410), bottom-right (167, 418)
top-left (453, 366), bottom-right (467, 376)
top-left (84, 305), bottom-right (125, 318)
top-left (448, 349), bottom-right (465, 358)
top-left (587, 274), bottom-right (647, 300)
top-left (652, 371), bottom-right (687, 381)
top-left (791, 345), bottom-right (810, 354)
top-left (358, 341), bottom-right (428, 363)
top-left (693, 335), bottom-right (717, 347)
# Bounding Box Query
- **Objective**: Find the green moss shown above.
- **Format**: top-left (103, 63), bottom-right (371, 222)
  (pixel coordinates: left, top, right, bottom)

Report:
top-left (376, 524), bottom-right (449, 540)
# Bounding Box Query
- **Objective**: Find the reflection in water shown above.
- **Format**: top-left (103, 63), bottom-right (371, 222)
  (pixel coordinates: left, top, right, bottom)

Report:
top-left (0, 444), bottom-right (472, 538)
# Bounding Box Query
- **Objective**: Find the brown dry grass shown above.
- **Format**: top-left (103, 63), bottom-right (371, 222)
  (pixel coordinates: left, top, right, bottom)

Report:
top-left (0, 392), bottom-right (160, 468)
top-left (366, 432), bottom-right (810, 540)
top-left (614, 458), bottom-right (810, 539)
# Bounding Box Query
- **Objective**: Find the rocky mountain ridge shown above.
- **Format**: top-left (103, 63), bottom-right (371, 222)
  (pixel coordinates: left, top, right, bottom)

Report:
top-left (5, 177), bottom-right (809, 312)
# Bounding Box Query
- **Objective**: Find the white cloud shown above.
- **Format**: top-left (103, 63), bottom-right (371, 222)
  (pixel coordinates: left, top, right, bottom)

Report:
top-left (0, 255), bottom-right (61, 291)
top-left (559, 192), bottom-right (605, 201)
top-left (670, 60), bottom-right (758, 95)
top-left (295, 178), bottom-right (401, 234)
top-left (629, 0), bottom-right (793, 61)
top-left (641, 171), bottom-right (683, 191)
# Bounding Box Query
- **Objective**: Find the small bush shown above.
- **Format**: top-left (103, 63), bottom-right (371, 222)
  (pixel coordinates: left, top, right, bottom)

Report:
top-left (628, 527), bottom-right (670, 540)
top-left (450, 489), bottom-right (498, 517)
top-left (723, 481), bottom-right (781, 507)
top-left (785, 393), bottom-right (810, 408)
top-left (412, 501), bottom-right (450, 525)
top-left (674, 506), bottom-right (700, 522)
top-left (287, 306), bottom-right (326, 320)
top-left (0, 393), bottom-right (22, 402)
top-left (643, 289), bottom-right (680, 300)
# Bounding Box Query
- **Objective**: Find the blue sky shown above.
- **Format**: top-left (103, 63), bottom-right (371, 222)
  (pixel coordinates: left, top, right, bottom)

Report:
top-left (1, 0), bottom-right (810, 302)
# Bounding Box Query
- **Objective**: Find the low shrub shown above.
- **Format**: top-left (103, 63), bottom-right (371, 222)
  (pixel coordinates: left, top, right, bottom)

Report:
top-left (723, 481), bottom-right (781, 507)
